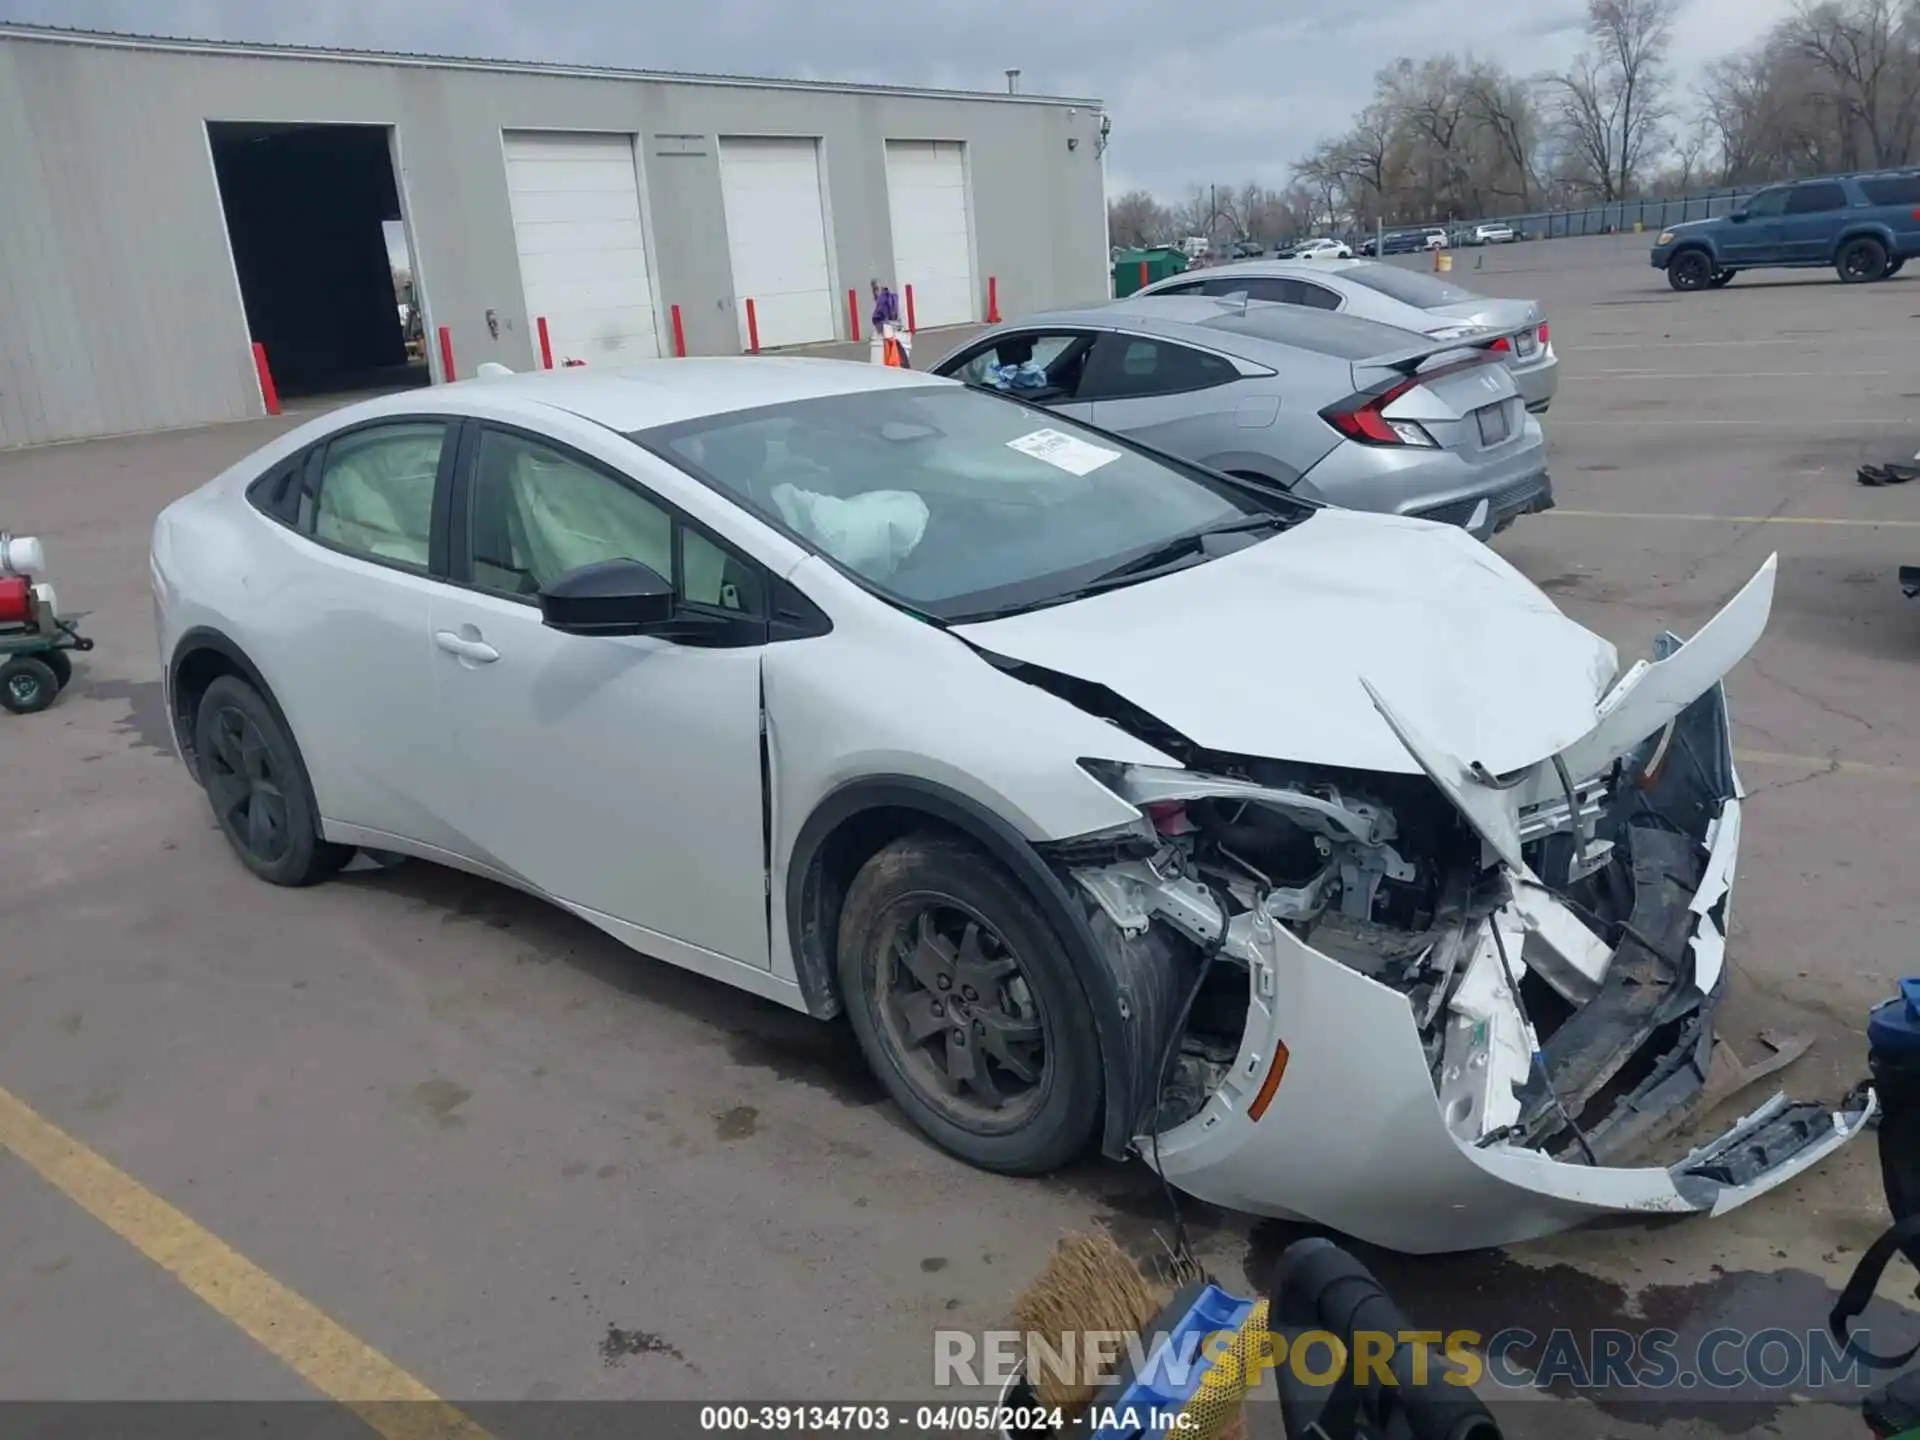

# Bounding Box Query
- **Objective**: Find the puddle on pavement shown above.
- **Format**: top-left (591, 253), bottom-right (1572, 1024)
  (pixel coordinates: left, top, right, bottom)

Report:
top-left (83, 677), bottom-right (173, 755)
top-left (1244, 1218), bottom-right (1920, 1432)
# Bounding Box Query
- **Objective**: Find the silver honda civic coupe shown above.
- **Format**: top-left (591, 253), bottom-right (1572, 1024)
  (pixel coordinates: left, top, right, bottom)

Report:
top-left (931, 296), bottom-right (1552, 537)
top-left (1133, 258), bottom-right (1558, 414)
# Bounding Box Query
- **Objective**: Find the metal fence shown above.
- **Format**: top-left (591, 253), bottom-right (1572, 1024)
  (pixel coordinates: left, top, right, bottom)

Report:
top-left (1389, 186), bottom-right (1768, 242)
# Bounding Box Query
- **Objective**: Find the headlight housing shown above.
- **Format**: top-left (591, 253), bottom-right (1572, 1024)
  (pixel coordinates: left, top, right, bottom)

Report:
top-left (1656, 231), bottom-right (1676, 245)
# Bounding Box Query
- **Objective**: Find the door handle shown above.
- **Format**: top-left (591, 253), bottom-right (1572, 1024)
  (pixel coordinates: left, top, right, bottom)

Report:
top-left (434, 630), bottom-right (499, 664)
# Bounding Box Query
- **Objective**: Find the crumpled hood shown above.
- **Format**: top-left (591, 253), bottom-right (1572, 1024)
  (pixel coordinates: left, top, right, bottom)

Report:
top-left (953, 509), bottom-right (1620, 776)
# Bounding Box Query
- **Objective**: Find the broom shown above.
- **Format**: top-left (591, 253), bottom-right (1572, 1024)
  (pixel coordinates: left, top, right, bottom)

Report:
top-left (1008, 1227), bottom-right (1260, 1440)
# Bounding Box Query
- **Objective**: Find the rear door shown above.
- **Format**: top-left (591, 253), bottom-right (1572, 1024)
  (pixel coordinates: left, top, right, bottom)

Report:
top-left (1860, 174), bottom-right (1920, 254)
top-left (1780, 180), bottom-right (1850, 262)
top-left (1079, 331), bottom-right (1254, 451)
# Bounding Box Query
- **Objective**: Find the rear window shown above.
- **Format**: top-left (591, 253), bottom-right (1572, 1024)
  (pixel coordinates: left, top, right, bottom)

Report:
top-left (1861, 175), bottom-right (1920, 206)
top-left (1339, 263), bottom-right (1477, 310)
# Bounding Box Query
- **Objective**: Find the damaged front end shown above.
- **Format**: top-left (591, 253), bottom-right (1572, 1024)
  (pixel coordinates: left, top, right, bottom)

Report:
top-left (1054, 555), bottom-right (1873, 1253)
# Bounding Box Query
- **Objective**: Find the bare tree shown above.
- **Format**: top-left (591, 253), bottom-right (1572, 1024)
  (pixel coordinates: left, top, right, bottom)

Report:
top-left (1462, 65), bottom-right (1542, 207)
top-left (1107, 189), bottom-right (1171, 248)
top-left (1783, 0), bottom-right (1920, 168)
top-left (1546, 0), bottom-right (1679, 199)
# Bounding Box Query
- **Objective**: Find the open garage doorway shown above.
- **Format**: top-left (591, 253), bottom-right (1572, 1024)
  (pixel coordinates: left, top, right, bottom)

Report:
top-left (208, 121), bottom-right (428, 401)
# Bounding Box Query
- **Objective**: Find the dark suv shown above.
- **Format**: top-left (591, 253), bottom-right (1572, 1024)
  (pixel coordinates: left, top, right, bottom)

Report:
top-left (1651, 171), bottom-right (1920, 290)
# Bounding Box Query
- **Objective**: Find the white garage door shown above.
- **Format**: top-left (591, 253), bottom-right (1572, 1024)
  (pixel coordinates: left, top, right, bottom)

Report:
top-left (885, 141), bottom-right (975, 329)
top-left (718, 138), bottom-right (835, 349)
top-left (503, 131), bottom-right (660, 364)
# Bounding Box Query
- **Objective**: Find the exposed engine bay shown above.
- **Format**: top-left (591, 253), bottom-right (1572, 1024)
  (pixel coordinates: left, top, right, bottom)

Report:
top-left (1022, 559), bottom-right (1873, 1252)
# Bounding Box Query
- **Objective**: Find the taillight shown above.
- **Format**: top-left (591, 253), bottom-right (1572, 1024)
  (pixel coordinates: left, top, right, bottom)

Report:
top-left (1538, 321), bottom-right (1550, 344)
top-left (0, 575), bottom-right (30, 626)
top-left (1488, 335), bottom-right (1512, 352)
top-left (1322, 378), bottom-right (1438, 447)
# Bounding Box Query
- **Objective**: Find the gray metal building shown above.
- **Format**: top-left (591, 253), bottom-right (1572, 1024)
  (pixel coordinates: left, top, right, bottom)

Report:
top-left (0, 25), bottom-right (1110, 448)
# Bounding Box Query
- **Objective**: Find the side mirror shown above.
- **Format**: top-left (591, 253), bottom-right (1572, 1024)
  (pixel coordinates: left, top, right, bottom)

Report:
top-left (1730, 210), bottom-right (1748, 223)
top-left (538, 557), bottom-right (676, 636)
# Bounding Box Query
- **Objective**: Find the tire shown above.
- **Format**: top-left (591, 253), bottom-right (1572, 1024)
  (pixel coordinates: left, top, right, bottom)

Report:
top-left (0, 656), bottom-right (59, 714)
top-left (836, 832), bottom-right (1101, 1175)
top-left (1888, 259), bottom-right (1906, 277)
top-left (1709, 269), bottom-right (1736, 288)
top-left (193, 675), bottom-right (351, 886)
top-left (1667, 249), bottom-right (1714, 291)
top-left (1838, 236), bottom-right (1889, 283)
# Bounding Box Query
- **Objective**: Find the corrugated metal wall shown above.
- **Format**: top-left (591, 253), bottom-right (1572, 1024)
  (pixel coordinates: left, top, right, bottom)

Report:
top-left (0, 30), bottom-right (1110, 448)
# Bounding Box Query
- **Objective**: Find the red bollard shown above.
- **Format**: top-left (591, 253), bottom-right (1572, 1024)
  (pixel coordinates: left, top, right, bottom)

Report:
top-left (438, 326), bottom-right (456, 382)
top-left (848, 289), bottom-right (861, 343)
top-left (536, 317), bottom-right (554, 370)
top-left (744, 298), bottom-right (760, 354)
top-left (250, 342), bottom-right (281, 416)
top-left (671, 304), bottom-right (688, 358)
top-left (1138, 260), bottom-right (1149, 292)
top-left (904, 284), bottom-right (917, 334)
top-left (986, 276), bottom-right (1001, 323)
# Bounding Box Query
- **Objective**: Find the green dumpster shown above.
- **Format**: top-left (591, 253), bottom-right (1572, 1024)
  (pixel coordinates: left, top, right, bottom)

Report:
top-left (1112, 246), bottom-right (1188, 298)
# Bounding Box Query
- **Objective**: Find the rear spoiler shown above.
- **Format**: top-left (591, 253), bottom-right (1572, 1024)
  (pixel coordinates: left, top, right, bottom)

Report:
top-left (1352, 337), bottom-right (1502, 390)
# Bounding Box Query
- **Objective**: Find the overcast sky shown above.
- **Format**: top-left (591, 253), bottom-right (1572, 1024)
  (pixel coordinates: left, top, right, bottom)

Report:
top-left (0, 0), bottom-right (1796, 197)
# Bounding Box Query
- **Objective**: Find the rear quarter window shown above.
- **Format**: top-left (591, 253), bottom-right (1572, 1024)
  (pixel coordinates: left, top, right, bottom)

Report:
top-left (1861, 175), bottom-right (1920, 206)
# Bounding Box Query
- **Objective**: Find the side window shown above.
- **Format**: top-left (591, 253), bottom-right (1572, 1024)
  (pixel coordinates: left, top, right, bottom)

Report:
top-left (1201, 276), bottom-right (1298, 304)
top-left (1862, 175), bottom-right (1920, 206)
top-left (1081, 334), bottom-right (1239, 401)
top-left (1294, 282), bottom-right (1342, 311)
top-left (1744, 188), bottom-right (1790, 218)
top-left (246, 455), bottom-right (305, 522)
top-left (1786, 182), bottom-right (1847, 215)
top-left (304, 421), bottom-right (447, 570)
top-left (951, 332), bottom-right (1093, 398)
top-left (467, 428), bottom-right (760, 615)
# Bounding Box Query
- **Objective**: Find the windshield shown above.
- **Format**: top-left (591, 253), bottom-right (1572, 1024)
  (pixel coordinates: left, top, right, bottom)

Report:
top-left (632, 385), bottom-right (1310, 622)
top-left (1341, 263), bottom-right (1477, 309)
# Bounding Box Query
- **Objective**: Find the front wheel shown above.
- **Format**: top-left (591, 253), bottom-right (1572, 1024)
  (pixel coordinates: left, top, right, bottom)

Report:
top-left (1710, 269), bottom-right (1736, 288)
top-left (836, 833), bottom-right (1102, 1175)
top-left (1888, 258), bottom-right (1906, 277)
top-left (1667, 250), bottom-right (1714, 291)
top-left (194, 675), bottom-right (352, 887)
top-left (1838, 236), bottom-right (1890, 283)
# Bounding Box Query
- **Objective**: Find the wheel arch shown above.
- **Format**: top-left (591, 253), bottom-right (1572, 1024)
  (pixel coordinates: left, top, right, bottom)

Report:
top-left (784, 775), bottom-right (1151, 1160)
top-left (1834, 225), bottom-right (1897, 259)
top-left (167, 628), bottom-right (310, 797)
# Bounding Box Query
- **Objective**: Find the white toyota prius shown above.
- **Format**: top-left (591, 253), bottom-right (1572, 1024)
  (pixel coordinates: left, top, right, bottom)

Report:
top-left (151, 358), bottom-right (1870, 1253)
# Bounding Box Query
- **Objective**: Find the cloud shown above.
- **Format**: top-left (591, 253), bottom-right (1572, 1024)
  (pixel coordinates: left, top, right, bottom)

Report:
top-left (0, 0), bottom-right (1795, 195)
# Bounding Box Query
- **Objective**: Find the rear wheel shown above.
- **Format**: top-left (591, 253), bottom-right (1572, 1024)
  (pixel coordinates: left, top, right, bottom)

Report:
top-left (0, 656), bottom-right (59, 714)
top-left (1709, 269), bottom-right (1736, 288)
top-left (1838, 236), bottom-right (1889, 283)
top-left (1888, 258), bottom-right (1907, 277)
top-left (836, 833), bottom-right (1101, 1175)
top-left (1668, 249), bottom-right (1714, 291)
top-left (194, 675), bottom-right (352, 887)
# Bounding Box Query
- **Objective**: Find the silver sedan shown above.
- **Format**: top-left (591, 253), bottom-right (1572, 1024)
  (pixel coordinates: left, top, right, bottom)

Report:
top-left (930, 296), bottom-right (1552, 537)
top-left (1135, 258), bottom-right (1558, 413)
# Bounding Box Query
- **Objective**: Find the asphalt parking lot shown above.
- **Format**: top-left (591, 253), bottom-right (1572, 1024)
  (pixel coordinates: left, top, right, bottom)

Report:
top-left (3, 233), bottom-right (1919, 1438)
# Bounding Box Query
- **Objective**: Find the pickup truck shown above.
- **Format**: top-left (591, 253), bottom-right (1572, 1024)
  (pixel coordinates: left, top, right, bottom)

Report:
top-left (1651, 170), bottom-right (1920, 290)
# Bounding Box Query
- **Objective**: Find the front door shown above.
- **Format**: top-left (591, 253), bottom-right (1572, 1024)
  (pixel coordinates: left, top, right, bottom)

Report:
top-left (428, 423), bottom-right (772, 969)
top-left (1780, 180), bottom-right (1849, 262)
top-left (1722, 187), bottom-right (1789, 263)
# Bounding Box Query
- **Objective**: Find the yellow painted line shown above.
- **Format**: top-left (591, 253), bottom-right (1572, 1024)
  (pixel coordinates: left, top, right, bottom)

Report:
top-left (1550, 509), bottom-right (1920, 528)
top-left (1736, 749), bottom-right (1920, 784)
top-left (0, 1083), bottom-right (494, 1440)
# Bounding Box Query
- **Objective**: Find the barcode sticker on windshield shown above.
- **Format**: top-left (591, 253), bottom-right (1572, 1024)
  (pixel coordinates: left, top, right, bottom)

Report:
top-left (1006, 428), bottom-right (1121, 476)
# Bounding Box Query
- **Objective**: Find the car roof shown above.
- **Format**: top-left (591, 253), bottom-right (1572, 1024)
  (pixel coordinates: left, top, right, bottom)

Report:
top-left (1026, 295), bottom-right (1432, 361)
top-left (379, 356), bottom-right (947, 432)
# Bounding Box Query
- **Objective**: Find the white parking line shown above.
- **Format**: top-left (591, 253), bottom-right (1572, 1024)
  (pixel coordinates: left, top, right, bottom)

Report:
top-left (1550, 509), bottom-right (1920, 527)
top-left (1549, 416), bottom-right (1912, 426)
top-left (1578, 339), bottom-right (1813, 351)
top-left (1572, 370), bottom-right (1900, 380)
